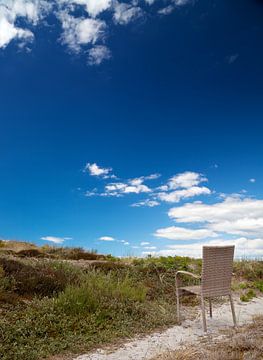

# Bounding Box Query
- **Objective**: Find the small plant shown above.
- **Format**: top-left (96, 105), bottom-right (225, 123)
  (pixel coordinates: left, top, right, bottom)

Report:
top-left (238, 282), bottom-right (249, 289)
top-left (254, 280), bottom-right (263, 292)
top-left (240, 289), bottom-right (256, 302)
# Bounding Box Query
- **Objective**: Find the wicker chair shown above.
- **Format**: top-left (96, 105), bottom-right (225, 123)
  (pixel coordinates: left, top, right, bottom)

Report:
top-left (175, 245), bottom-right (237, 332)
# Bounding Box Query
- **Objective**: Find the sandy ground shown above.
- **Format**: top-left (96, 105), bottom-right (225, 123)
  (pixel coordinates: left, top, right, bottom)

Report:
top-left (74, 296), bottom-right (263, 360)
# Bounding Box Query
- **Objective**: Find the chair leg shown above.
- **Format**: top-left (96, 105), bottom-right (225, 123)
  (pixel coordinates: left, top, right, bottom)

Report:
top-left (229, 293), bottom-right (237, 327)
top-left (209, 298), bottom-right (212, 318)
top-left (201, 295), bottom-right (207, 332)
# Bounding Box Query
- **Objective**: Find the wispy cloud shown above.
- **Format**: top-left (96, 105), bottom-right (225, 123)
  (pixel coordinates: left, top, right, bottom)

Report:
top-left (131, 199), bottom-right (160, 207)
top-left (146, 237), bottom-right (263, 258)
top-left (41, 236), bottom-right (72, 244)
top-left (99, 236), bottom-right (115, 241)
top-left (113, 1), bottom-right (143, 25)
top-left (154, 226), bottom-right (217, 240)
top-left (88, 45), bottom-right (111, 65)
top-left (157, 186), bottom-right (211, 203)
top-left (226, 53), bottom-right (239, 64)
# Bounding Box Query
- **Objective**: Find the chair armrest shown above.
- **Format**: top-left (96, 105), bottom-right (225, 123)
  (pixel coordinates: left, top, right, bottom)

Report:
top-left (176, 271), bottom-right (201, 279)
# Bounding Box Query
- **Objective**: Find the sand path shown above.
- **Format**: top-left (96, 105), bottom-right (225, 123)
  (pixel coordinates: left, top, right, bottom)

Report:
top-left (74, 296), bottom-right (263, 360)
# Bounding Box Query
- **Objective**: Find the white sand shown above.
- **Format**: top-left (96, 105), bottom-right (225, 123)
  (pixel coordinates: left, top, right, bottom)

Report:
top-left (74, 296), bottom-right (263, 360)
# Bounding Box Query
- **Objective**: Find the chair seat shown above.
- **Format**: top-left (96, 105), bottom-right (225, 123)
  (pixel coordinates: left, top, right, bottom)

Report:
top-left (181, 285), bottom-right (201, 295)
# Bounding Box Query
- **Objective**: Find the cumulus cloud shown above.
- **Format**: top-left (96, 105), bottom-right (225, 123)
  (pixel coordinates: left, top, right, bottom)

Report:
top-left (168, 196), bottom-right (263, 237)
top-left (154, 226), bottom-right (217, 240)
top-left (0, 0), bottom-right (50, 48)
top-left (249, 178), bottom-right (256, 183)
top-left (84, 167), bottom-right (211, 205)
top-left (41, 236), bottom-right (71, 244)
top-left (0, 0), bottom-right (194, 63)
top-left (84, 162), bottom-right (114, 178)
top-left (168, 171), bottom-right (208, 190)
top-left (58, 12), bottom-right (106, 52)
top-left (155, 196), bottom-right (263, 257)
top-left (154, 171), bottom-right (211, 203)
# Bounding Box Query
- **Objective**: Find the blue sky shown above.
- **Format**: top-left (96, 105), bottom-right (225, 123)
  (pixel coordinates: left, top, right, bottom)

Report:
top-left (0, 0), bottom-right (263, 257)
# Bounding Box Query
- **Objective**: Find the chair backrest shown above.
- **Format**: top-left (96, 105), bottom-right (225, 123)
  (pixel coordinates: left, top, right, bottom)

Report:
top-left (201, 246), bottom-right (235, 297)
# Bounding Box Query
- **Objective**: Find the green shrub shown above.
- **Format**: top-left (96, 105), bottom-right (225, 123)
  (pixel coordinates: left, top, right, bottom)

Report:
top-left (238, 282), bottom-right (249, 289)
top-left (254, 280), bottom-right (263, 292)
top-left (55, 271), bottom-right (146, 315)
top-left (41, 246), bottom-right (104, 261)
top-left (240, 289), bottom-right (256, 302)
top-left (0, 270), bottom-right (175, 360)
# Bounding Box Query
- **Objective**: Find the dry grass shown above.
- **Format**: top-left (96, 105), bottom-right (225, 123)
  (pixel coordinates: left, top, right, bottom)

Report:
top-left (153, 316), bottom-right (263, 360)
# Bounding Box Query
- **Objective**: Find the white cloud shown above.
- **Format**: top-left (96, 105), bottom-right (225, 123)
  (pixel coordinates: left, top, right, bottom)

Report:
top-left (58, 12), bottom-right (106, 52)
top-left (0, 0), bottom-right (50, 48)
top-left (168, 196), bottom-right (263, 238)
top-left (143, 246), bottom-right (157, 250)
top-left (131, 199), bottom-right (160, 207)
top-left (154, 226), bottom-right (217, 240)
top-left (173, 0), bottom-right (191, 5)
top-left (144, 173), bottom-right (161, 180)
top-left (152, 237), bottom-right (263, 258)
top-left (0, 0), bottom-right (195, 62)
top-left (88, 45), bottom-right (111, 65)
top-left (84, 162), bottom-right (113, 178)
top-left (144, 0), bottom-right (155, 4)
top-left (71, 0), bottom-right (112, 17)
top-left (99, 236), bottom-right (115, 241)
top-left (85, 188), bottom-right (98, 197)
top-left (158, 5), bottom-right (174, 15)
top-left (168, 171), bottom-right (207, 190)
top-left (119, 240), bottom-right (129, 245)
top-left (158, 186), bottom-right (211, 203)
top-left (41, 236), bottom-right (70, 244)
top-left (0, 17), bottom-right (33, 48)
top-left (249, 178), bottom-right (256, 183)
top-left (105, 178), bottom-right (152, 196)
top-left (140, 241), bottom-right (150, 246)
top-left (113, 1), bottom-right (142, 25)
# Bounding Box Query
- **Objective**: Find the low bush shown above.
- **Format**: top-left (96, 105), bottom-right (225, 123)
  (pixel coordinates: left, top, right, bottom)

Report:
top-left (240, 289), bottom-right (256, 302)
top-left (234, 260), bottom-right (263, 281)
top-left (55, 271), bottom-right (146, 315)
top-left (16, 249), bottom-right (44, 258)
top-left (0, 258), bottom-right (82, 298)
top-left (0, 270), bottom-right (176, 360)
top-left (40, 246), bottom-right (105, 261)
